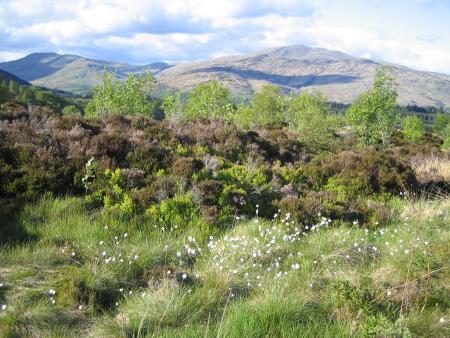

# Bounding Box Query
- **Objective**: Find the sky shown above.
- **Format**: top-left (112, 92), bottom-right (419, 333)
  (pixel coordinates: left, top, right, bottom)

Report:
top-left (0, 0), bottom-right (450, 74)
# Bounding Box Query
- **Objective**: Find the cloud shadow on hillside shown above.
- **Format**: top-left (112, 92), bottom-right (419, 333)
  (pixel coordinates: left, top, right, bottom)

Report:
top-left (191, 66), bottom-right (359, 88)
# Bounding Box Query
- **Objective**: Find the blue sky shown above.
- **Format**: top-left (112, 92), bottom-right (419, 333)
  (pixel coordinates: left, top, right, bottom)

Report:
top-left (0, 0), bottom-right (449, 74)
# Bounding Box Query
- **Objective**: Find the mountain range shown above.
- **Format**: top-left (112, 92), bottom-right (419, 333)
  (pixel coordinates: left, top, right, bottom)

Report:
top-left (1, 45), bottom-right (450, 108)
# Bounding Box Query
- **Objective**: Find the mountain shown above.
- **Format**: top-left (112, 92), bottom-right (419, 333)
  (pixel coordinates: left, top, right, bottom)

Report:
top-left (0, 69), bottom-right (30, 86)
top-left (1, 46), bottom-right (450, 107)
top-left (156, 45), bottom-right (450, 108)
top-left (0, 52), bottom-right (172, 96)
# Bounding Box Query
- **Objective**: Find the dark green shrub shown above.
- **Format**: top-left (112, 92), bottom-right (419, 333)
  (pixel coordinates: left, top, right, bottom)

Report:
top-left (303, 149), bottom-right (418, 194)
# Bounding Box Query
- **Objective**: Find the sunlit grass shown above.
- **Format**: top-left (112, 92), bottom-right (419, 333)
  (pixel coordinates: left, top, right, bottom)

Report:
top-left (0, 195), bottom-right (448, 337)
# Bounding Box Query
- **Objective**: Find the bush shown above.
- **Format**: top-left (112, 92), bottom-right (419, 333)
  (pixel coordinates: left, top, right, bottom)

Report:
top-left (402, 115), bottom-right (424, 142)
top-left (303, 149), bottom-right (418, 194)
top-left (85, 167), bottom-right (137, 218)
top-left (146, 193), bottom-right (206, 231)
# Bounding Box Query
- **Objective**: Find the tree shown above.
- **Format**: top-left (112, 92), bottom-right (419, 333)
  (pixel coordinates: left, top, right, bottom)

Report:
top-left (286, 90), bottom-right (338, 151)
top-left (442, 124), bottom-right (450, 150)
top-left (251, 84), bottom-right (286, 125)
top-left (184, 80), bottom-right (234, 120)
top-left (347, 67), bottom-right (399, 146)
top-left (432, 113), bottom-right (450, 136)
top-left (0, 85), bottom-right (9, 103)
top-left (402, 115), bottom-right (424, 142)
top-left (62, 105), bottom-right (82, 116)
top-left (8, 80), bottom-right (19, 95)
top-left (162, 92), bottom-right (184, 120)
top-left (86, 70), bottom-right (155, 117)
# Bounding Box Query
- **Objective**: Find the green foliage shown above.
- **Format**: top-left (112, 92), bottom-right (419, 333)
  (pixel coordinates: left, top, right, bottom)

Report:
top-left (62, 105), bottom-right (82, 116)
top-left (218, 165), bottom-right (268, 188)
top-left (146, 193), bottom-right (206, 231)
top-left (162, 92), bottom-right (184, 119)
top-left (347, 67), bottom-right (399, 146)
top-left (402, 115), bottom-right (424, 142)
top-left (184, 80), bottom-right (235, 120)
top-left (442, 124), bottom-right (450, 150)
top-left (8, 80), bottom-right (19, 95)
top-left (86, 167), bottom-right (136, 218)
top-left (324, 176), bottom-right (369, 203)
top-left (86, 70), bottom-right (155, 117)
top-left (287, 90), bottom-right (337, 151)
top-left (250, 84), bottom-right (287, 125)
top-left (81, 157), bottom-right (98, 193)
top-left (0, 84), bottom-right (10, 103)
top-left (432, 113), bottom-right (450, 136)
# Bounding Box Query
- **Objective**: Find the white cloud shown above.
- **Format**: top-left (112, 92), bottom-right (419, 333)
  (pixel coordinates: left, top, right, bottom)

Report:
top-left (0, 0), bottom-right (449, 74)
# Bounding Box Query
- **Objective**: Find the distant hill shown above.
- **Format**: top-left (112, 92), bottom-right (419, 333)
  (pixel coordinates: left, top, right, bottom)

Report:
top-left (1, 46), bottom-right (450, 108)
top-left (0, 52), bottom-right (172, 96)
top-left (0, 69), bottom-right (30, 86)
top-left (157, 45), bottom-right (450, 108)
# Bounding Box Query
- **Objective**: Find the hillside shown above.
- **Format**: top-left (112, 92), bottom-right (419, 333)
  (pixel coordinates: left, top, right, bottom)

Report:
top-left (2, 46), bottom-right (450, 107)
top-left (157, 45), bottom-right (450, 108)
top-left (0, 104), bottom-right (449, 337)
top-left (0, 53), bottom-right (171, 96)
top-left (0, 69), bottom-right (30, 86)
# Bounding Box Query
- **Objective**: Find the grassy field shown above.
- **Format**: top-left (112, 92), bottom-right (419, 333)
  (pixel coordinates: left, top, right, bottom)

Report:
top-left (0, 194), bottom-right (448, 337)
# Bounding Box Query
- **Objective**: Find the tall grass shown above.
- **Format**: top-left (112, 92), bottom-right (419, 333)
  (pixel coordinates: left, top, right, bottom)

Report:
top-left (0, 195), bottom-right (449, 337)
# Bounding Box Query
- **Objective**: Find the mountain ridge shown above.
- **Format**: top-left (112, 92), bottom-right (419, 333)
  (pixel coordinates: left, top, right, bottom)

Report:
top-left (0, 52), bottom-right (172, 95)
top-left (1, 45), bottom-right (450, 107)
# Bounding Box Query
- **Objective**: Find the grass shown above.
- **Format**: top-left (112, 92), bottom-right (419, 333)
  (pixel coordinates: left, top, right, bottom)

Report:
top-left (0, 195), bottom-right (449, 337)
top-left (411, 155), bottom-right (450, 182)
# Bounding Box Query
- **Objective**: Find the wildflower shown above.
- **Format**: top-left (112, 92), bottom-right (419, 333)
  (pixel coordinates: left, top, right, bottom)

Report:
top-left (71, 252), bottom-right (76, 256)
top-left (1, 305), bottom-right (6, 310)
top-left (182, 273), bottom-right (187, 280)
top-left (78, 305), bottom-right (83, 310)
top-left (124, 233), bottom-right (128, 238)
top-left (439, 317), bottom-right (445, 324)
top-left (99, 241), bottom-right (104, 245)
top-left (49, 289), bottom-right (56, 295)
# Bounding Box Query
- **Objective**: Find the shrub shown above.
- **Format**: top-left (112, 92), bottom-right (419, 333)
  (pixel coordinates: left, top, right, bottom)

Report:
top-left (172, 157), bottom-right (203, 178)
top-left (146, 193), bottom-right (206, 231)
top-left (432, 113), bottom-right (449, 136)
top-left (303, 149), bottom-right (418, 194)
top-left (402, 115), bottom-right (424, 142)
top-left (86, 167), bottom-right (137, 217)
top-left (442, 124), bottom-right (450, 150)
